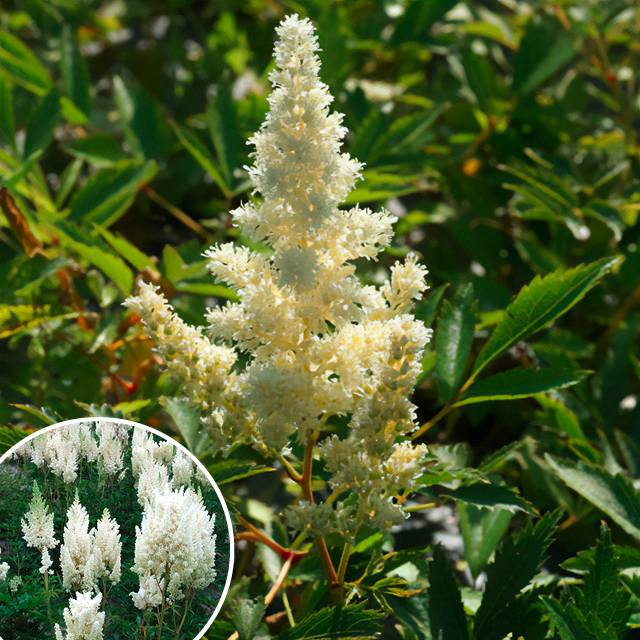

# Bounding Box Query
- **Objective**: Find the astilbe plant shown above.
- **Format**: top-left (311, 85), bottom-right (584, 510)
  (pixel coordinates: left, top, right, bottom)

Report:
top-left (125, 12), bottom-right (431, 600)
top-left (54, 591), bottom-right (105, 640)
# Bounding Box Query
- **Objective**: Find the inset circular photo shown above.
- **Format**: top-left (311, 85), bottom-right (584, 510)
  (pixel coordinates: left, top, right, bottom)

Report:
top-left (0, 418), bottom-right (234, 640)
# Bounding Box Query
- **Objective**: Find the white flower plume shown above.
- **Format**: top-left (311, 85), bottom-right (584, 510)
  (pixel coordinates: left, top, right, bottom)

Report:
top-left (125, 14), bottom-right (431, 530)
top-left (21, 481), bottom-right (58, 552)
top-left (54, 591), bottom-right (105, 640)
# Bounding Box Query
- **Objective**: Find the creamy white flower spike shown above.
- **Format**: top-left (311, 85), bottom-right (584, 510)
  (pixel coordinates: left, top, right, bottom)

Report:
top-left (60, 494), bottom-right (95, 592)
top-left (131, 486), bottom-right (216, 606)
top-left (96, 421), bottom-right (126, 477)
top-left (21, 482), bottom-right (58, 555)
top-left (54, 591), bottom-right (105, 640)
top-left (91, 509), bottom-right (122, 586)
top-left (125, 14), bottom-right (431, 531)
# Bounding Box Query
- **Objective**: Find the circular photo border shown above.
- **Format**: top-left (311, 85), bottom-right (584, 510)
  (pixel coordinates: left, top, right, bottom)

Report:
top-left (0, 416), bottom-right (235, 640)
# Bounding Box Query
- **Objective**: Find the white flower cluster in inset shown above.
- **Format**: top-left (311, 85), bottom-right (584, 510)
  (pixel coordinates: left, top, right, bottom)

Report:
top-left (125, 14), bottom-right (431, 531)
top-left (54, 591), bottom-right (105, 640)
top-left (130, 486), bottom-right (216, 607)
top-left (60, 494), bottom-right (99, 592)
top-left (21, 481), bottom-right (59, 569)
top-left (96, 421), bottom-right (126, 477)
top-left (59, 495), bottom-right (122, 592)
top-left (90, 509), bottom-right (122, 586)
top-left (24, 422), bottom-right (128, 484)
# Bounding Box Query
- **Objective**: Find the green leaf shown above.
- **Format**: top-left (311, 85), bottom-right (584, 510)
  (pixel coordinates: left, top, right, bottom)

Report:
top-left (0, 76), bottom-right (15, 147)
top-left (95, 226), bottom-right (154, 272)
top-left (172, 121), bottom-right (230, 195)
top-left (69, 161), bottom-right (157, 227)
top-left (9, 404), bottom-right (58, 425)
top-left (444, 482), bottom-right (535, 514)
top-left (113, 76), bottom-right (171, 159)
top-left (174, 281), bottom-right (239, 301)
top-left (206, 458), bottom-right (275, 485)
top-left (542, 596), bottom-right (601, 640)
top-left (472, 257), bottom-right (620, 378)
top-left (0, 30), bottom-right (51, 95)
top-left (63, 134), bottom-right (127, 167)
top-left (546, 456), bottom-right (640, 541)
top-left (458, 504), bottom-right (512, 578)
top-left (160, 396), bottom-right (209, 457)
top-left (428, 545), bottom-right (470, 640)
top-left (23, 90), bottom-right (60, 158)
top-left (474, 511), bottom-right (560, 640)
top-left (60, 26), bottom-right (90, 116)
top-left (514, 21), bottom-right (576, 95)
top-left (391, 0), bottom-right (458, 44)
top-left (230, 597), bottom-right (266, 640)
top-left (542, 524), bottom-right (631, 640)
top-left (0, 424), bottom-right (28, 455)
top-left (207, 83), bottom-right (240, 187)
top-left (64, 239), bottom-right (133, 294)
top-left (435, 283), bottom-right (475, 403)
top-left (279, 603), bottom-right (384, 640)
top-left (455, 367), bottom-right (589, 407)
top-left (0, 304), bottom-right (78, 339)
top-left (579, 524), bottom-right (631, 635)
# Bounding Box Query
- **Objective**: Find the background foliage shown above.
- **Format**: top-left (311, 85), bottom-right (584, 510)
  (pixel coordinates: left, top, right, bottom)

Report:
top-left (0, 0), bottom-right (639, 638)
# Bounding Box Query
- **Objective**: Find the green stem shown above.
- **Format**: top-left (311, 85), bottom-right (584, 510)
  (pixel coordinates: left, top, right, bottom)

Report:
top-left (174, 590), bottom-right (192, 639)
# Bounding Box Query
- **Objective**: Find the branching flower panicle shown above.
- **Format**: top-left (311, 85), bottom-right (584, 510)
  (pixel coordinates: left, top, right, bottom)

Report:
top-left (125, 14), bottom-right (431, 532)
top-left (21, 481), bottom-right (58, 554)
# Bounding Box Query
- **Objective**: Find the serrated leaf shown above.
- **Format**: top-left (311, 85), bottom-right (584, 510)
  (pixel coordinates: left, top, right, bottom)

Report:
top-left (60, 26), bottom-right (90, 117)
top-left (23, 89), bottom-right (60, 158)
top-left (435, 283), bottom-right (475, 403)
top-left (474, 511), bottom-right (560, 640)
top-left (444, 482), bottom-right (535, 514)
top-left (455, 367), bottom-right (589, 406)
top-left (0, 30), bottom-right (51, 94)
top-left (542, 524), bottom-right (631, 640)
top-left (459, 504), bottom-right (512, 578)
top-left (578, 524), bottom-right (631, 635)
top-left (69, 161), bottom-right (157, 227)
top-left (542, 596), bottom-right (601, 640)
top-left (279, 603), bottom-right (384, 640)
top-left (472, 257), bottom-right (620, 379)
top-left (546, 456), bottom-right (640, 541)
top-left (428, 545), bottom-right (469, 640)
